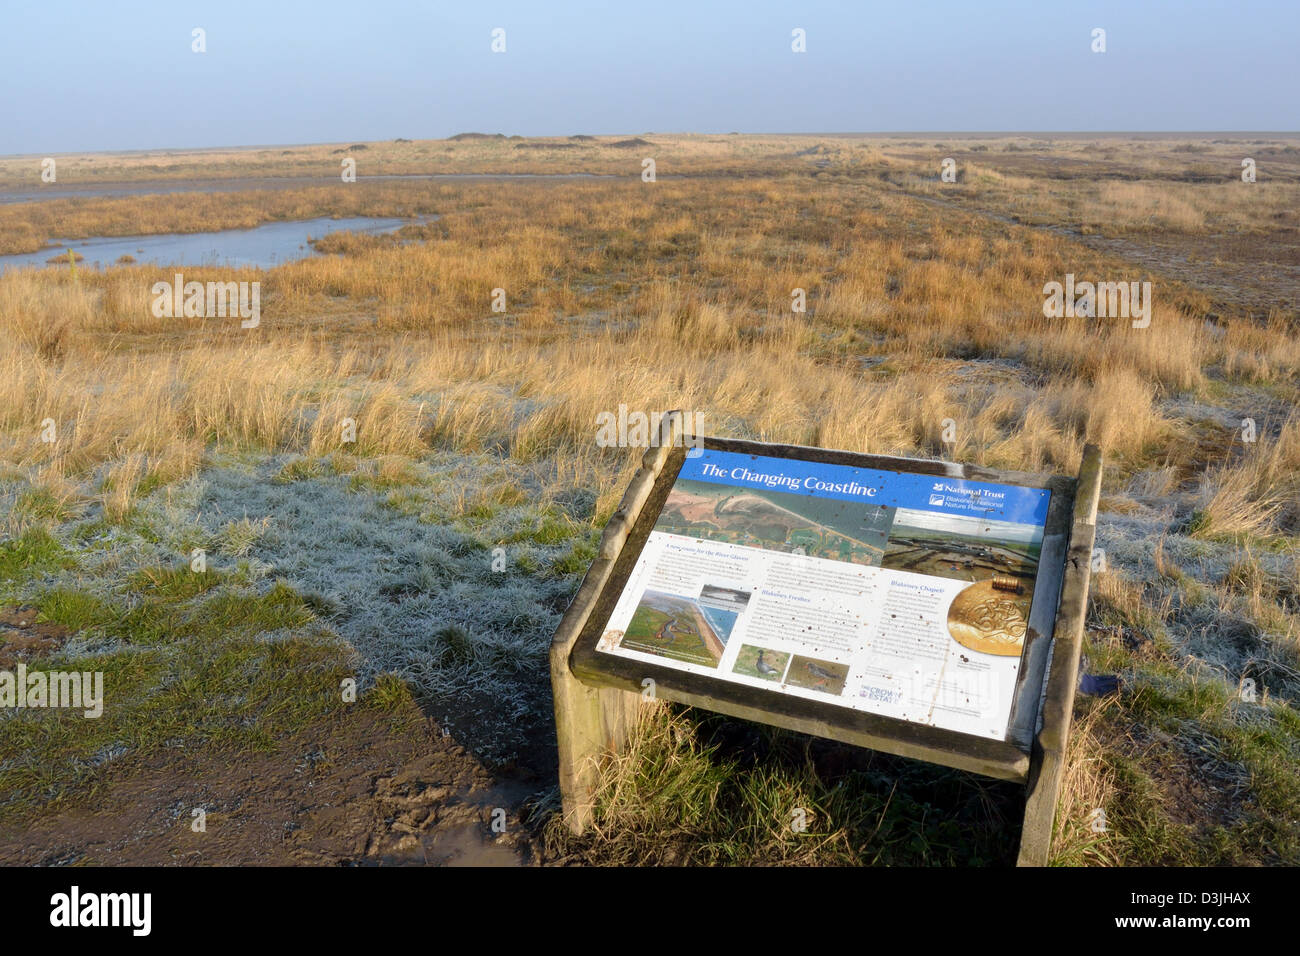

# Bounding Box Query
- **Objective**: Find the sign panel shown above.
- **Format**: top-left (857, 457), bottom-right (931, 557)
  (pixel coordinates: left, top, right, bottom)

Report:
top-left (594, 448), bottom-right (1053, 740)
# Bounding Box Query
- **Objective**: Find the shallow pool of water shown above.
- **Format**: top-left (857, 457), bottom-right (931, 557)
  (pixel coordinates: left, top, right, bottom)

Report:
top-left (0, 215), bottom-right (412, 272)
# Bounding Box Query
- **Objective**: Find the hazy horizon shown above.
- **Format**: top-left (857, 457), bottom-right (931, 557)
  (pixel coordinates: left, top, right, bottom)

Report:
top-left (7, 128), bottom-right (1300, 161)
top-left (5, 0), bottom-right (1298, 155)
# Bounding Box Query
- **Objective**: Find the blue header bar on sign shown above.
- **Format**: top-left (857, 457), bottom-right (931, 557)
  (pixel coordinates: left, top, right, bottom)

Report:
top-left (679, 450), bottom-right (1051, 526)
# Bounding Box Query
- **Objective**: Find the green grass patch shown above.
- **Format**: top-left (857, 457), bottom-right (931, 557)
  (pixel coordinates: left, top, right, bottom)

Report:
top-left (1082, 659), bottom-right (1300, 865)
top-left (128, 564), bottom-right (229, 599)
top-left (36, 588), bottom-right (120, 632)
top-left (14, 487), bottom-right (76, 523)
top-left (365, 671), bottom-right (416, 716)
top-left (167, 581), bottom-right (317, 644)
top-left (0, 526), bottom-right (75, 595)
top-left (1098, 746), bottom-right (1201, 863)
top-left (0, 573), bottom-right (355, 827)
top-left (547, 537), bottom-right (597, 577)
top-left (27, 573), bottom-right (315, 648)
top-left (501, 510), bottom-right (580, 547)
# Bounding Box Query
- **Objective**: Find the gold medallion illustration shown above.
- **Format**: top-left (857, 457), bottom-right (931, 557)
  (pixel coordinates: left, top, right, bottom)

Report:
top-left (946, 577), bottom-right (1030, 657)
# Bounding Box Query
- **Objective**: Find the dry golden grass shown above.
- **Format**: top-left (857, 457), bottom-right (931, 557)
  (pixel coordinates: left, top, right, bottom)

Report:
top-left (1050, 706), bottom-right (1121, 866)
top-left (2, 143), bottom-right (1297, 526)
top-left (10, 134), bottom-right (1295, 253)
top-left (877, 135), bottom-right (1300, 236)
top-left (1191, 415), bottom-right (1300, 539)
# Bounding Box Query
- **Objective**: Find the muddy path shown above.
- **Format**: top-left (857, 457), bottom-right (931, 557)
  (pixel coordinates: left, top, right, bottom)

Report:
top-left (0, 703), bottom-right (545, 867)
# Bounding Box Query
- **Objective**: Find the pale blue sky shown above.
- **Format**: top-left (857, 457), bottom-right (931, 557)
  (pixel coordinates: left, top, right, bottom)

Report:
top-left (3, 1), bottom-right (1296, 154)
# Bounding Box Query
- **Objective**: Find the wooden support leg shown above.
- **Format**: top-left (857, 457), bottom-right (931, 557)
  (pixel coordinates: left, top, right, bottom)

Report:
top-left (549, 412), bottom-right (685, 834)
top-left (550, 661), bottom-right (645, 834)
top-left (1018, 443), bottom-right (1103, 866)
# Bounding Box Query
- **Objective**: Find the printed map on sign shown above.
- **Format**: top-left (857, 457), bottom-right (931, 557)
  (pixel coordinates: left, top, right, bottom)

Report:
top-left (596, 450), bottom-right (1052, 740)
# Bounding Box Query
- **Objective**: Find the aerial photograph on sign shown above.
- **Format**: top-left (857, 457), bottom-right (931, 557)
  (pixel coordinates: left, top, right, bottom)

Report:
top-left (618, 588), bottom-right (738, 668)
top-left (654, 479), bottom-right (895, 565)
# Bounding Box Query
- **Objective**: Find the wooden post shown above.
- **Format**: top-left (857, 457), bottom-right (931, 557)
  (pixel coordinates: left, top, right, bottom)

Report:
top-left (1017, 443), bottom-right (1103, 866)
top-left (549, 412), bottom-right (684, 833)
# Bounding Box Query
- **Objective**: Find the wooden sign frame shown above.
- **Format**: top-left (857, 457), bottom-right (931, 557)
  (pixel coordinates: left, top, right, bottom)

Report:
top-left (549, 412), bottom-right (1102, 866)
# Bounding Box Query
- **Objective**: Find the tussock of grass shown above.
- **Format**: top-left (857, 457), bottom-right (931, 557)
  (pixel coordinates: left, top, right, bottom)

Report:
top-left (0, 526), bottom-right (75, 597)
top-left (1049, 707), bottom-right (1121, 865)
top-left (129, 563), bottom-right (229, 599)
top-left (215, 516), bottom-right (270, 559)
top-left (13, 486), bottom-right (79, 524)
top-left (1187, 416), bottom-right (1300, 540)
top-left (545, 708), bottom-right (1022, 865)
top-left (273, 456), bottom-right (326, 483)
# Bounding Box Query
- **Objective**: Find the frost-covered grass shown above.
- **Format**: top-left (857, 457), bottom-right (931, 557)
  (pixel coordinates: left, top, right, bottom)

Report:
top-left (0, 448), bottom-right (603, 823)
top-left (181, 451), bottom-right (592, 760)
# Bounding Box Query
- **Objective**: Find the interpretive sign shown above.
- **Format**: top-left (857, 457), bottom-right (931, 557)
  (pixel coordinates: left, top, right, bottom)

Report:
top-left (594, 448), bottom-right (1054, 741)
top-left (550, 413), bottom-right (1102, 866)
